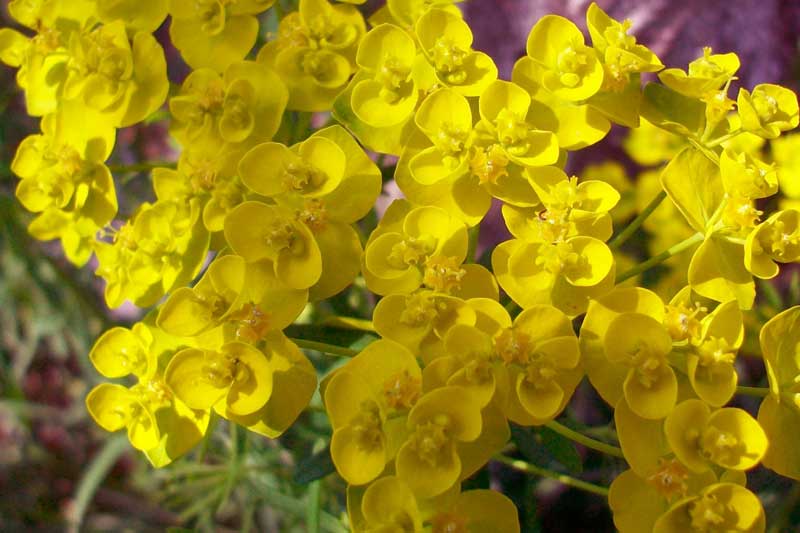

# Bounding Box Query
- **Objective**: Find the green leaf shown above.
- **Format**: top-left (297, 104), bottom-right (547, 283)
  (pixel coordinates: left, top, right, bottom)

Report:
top-left (660, 146), bottom-right (724, 233)
top-left (688, 235), bottom-right (755, 309)
top-left (587, 74), bottom-right (642, 128)
top-left (294, 444), bottom-right (336, 485)
top-left (641, 82), bottom-right (705, 137)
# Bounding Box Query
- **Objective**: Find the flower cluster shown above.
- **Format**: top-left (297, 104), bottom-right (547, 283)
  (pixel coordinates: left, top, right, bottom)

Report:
top-left (3, 0), bottom-right (800, 531)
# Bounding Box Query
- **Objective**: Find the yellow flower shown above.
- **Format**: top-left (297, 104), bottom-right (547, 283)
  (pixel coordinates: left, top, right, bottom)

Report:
top-left (757, 306), bottom-right (800, 480)
top-left (90, 323), bottom-right (156, 379)
top-left (586, 2), bottom-right (663, 88)
top-left (664, 399), bottom-right (767, 473)
top-left (152, 148), bottom-right (247, 233)
top-left (364, 202), bottom-right (468, 295)
top-left (95, 200), bottom-right (210, 308)
top-left (609, 466), bottom-right (718, 533)
top-left (224, 201), bottom-right (322, 290)
top-left (63, 20), bottom-right (168, 127)
top-left (325, 340), bottom-right (422, 485)
top-left (685, 300), bottom-right (743, 406)
top-left (169, 0), bottom-right (274, 72)
top-left (351, 24), bottom-right (419, 128)
top-left (12, 110), bottom-right (117, 266)
top-left (719, 147), bottom-right (778, 200)
top-left (396, 386), bottom-right (483, 498)
top-left (493, 235), bottom-right (615, 317)
top-left (357, 476), bottom-right (423, 532)
top-left (581, 287), bottom-right (674, 416)
top-left (524, 15), bottom-right (604, 102)
top-left (745, 209), bottom-right (800, 279)
top-left (472, 80), bottom-right (560, 205)
top-left (169, 61), bottom-right (288, 151)
top-left (258, 0), bottom-right (365, 111)
top-left (373, 290), bottom-right (477, 359)
top-left (654, 483), bottom-right (765, 533)
top-left (737, 83), bottom-right (799, 139)
top-left (658, 47), bottom-right (739, 99)
top-left (502, 166), bottom-right (620, 243)
top-left (491, 305), bottom-right (582, 425)
top-left (87, 321), bottom-right (209, 466)
top-left (415, 8), bottom-right (497, 96)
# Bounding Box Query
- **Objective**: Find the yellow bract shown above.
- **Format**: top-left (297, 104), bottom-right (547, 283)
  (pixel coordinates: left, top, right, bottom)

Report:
top-left (664, 399), bottom-right (767, 473)
top-left (325, 339), bottom-right (422, 485)
top-left (169, 61), bottom-right (288, 152)
top-left (170, 0), bottom-right (274, 72)
top-left (757, 306), bottom-right (800, 480)
top-left (259, 0), bottom-right (365, 111)
top-left (5, 3), bottom-right (798, 531)
top-left (364, 201), bottom-right (468, 295)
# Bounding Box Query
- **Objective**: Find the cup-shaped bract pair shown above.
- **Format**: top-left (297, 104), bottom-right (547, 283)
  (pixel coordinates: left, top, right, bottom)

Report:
top-left (610, 468), bottom-right (763, 533)
top-left (395, 386), bottom-right (483, 498)
top-left (493, 234), bottom-right (615, 317)
top-left (414, 8), bottom-right (497, 96)
top-left (737, 83), bottom-right (799, 139)
top-left (95, 200), bottom-right (211, 308)
top-left (745, 209), bottom-right (800, 280)
top-left (664, 399), bottom-right (767, 474)
top-left (166, 332), bottom-right (317, 439)
top-left (502, 166), bottom-right (620, 244)
top-left (170, 0), bottom-right (275, 72)
top-left (324, 340), bottom-right (422, 485)
top-left (169, 61), bottom-right (288, 152)
top-left (258, 0), bottom-right (365, 111)
top-left (352, 475), bottom-right (519, 533)
top-left (86, 323), bottom-right (209, 467)
top-left (12, 110), bottom-right (117, 266)
top-left (157, 254), bottom-right (307, 344)
top-left (152, 148), bottom-right (247, 234)
top-left (364, 201), bottom-right (469, 296)
top-left (581, 287), bottom-right (678, 419)
top-left (373, 290), bottom-right (478, 361)
top-left (757, 306), bottom-right (800, 480)
top-left (237, 125), bottom-right (381, 299)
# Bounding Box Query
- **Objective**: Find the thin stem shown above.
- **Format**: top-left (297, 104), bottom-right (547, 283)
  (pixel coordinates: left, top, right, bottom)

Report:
top-left (494, 454), bottom-right (610, 497)
top-left (609, 190), bottom-right (666, 249)
top-left (306, 479), bottom-right (322, 533)
top-left (545, 420), bottom-right (625, 458)
top-left (616, 232), bottom-right (704, 284)
top-left (705, 128), bottom-right (742, 148)
top-left (291, 338), bottom-right (358, 358)
top-left (68, 435), bottom-right (129, 533)
top-left (467, 224), bottom-right (480, 263)
top-left (108, 161), bottom-right (176, 174)
top-left (736, 386), bottom-right (769, 398)
top-left (688, 138), bottom-right (721, 165)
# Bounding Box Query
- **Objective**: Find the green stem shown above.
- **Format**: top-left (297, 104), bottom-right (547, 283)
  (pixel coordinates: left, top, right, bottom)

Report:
top-left (291, 338), bottom-right (358, 358)
top-left (68, 434), bottom-right (128, 532)
top-left (306, 479), bottom-right (321, 533)
top-left (688, 138), bottom-right (721, 165)
top-left (108, 161), bottom-right (175, 174)
top-left (467, 224), bottom-right (480, 263)
top-left (616, 232), bottom-right (704, 284)
top-left (504, 299), bottom-right (520, 316)
top-left (705, 129), bottom-right (742, 148)
top-left (736, 386), bottom-right (769, 398)
top-left (757, 279), bottom-right (783, 310)
top-left (545, 421), bottom-right (625, 458)
top-left (609, 190), bottom-right (666, 249)
top-left (493, 454), bottom-right (609, 497)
